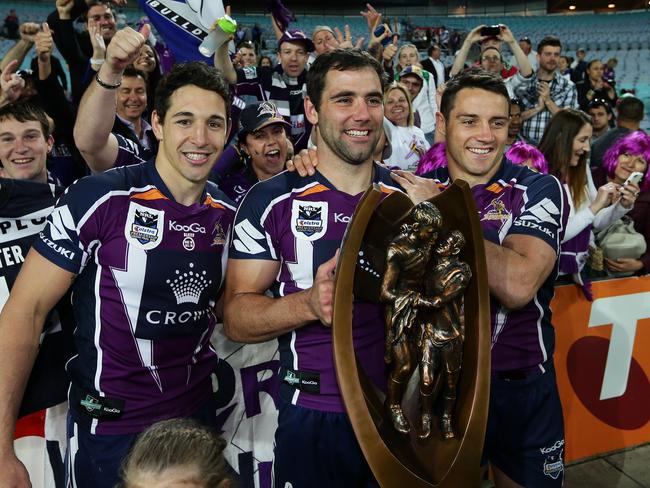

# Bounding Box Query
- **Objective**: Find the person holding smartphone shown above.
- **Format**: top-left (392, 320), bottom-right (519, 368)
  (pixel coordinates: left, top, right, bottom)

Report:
top-left (538, 109), bottom-right (640, 286)
top-left (592, 131), bottom-right (650, 275)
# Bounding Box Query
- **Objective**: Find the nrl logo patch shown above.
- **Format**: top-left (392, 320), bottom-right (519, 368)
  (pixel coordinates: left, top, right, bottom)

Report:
top-left (125, 202), bottom-right (164, 250)
top-left (542, 448), bottom-right (564, 480)
top-left (291, 200), bottom-right (328, 241)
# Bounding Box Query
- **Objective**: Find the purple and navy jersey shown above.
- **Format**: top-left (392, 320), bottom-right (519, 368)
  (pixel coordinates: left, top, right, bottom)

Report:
top-left (218, 164), bottom-right (258, 205)
top-left (230, 165), bottom-right (400, 412)
top-left (33, 159), bottom-right (236, 435)
top-left (113, 133), bottom-right (147, 169)
top-left (209, 147), bottom-right (258, 205)
top-left (423, 161), bottom-right (569, 372)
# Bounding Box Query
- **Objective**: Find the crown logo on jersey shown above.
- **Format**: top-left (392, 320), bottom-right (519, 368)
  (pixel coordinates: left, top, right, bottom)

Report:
top-left (166, 263), bottom-right (212, 305)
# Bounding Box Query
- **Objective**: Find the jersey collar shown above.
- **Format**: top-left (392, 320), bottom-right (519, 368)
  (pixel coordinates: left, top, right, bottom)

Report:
top-left (145, 158), bottom-right (209, 205)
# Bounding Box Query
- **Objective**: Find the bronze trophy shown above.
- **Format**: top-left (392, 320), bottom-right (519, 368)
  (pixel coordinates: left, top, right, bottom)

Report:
top-left (332, 180), bottom-right (490, 487)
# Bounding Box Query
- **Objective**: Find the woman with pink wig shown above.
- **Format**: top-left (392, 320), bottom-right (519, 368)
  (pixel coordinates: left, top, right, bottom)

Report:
top-left (592, 131), bottom-right (650, 274)
top-left (505, 142), bottom-right (548, 174)
top-left (415, 142), bottom-right (447, 175)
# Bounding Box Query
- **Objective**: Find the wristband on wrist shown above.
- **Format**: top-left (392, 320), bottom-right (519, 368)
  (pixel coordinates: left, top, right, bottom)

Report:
top-left (90, 57), bottom-right (105, 65)
top-left (95, 72), bottom-right (121, 89)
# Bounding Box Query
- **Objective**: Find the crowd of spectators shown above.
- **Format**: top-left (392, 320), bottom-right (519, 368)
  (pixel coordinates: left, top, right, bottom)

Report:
top-left (0, 1), bottom-right (648, 488)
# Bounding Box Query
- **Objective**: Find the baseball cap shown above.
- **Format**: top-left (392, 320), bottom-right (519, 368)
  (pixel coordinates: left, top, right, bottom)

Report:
top-left (238, 101), bottom-right (291, 140)
top-left (398, 65), bottom-right (425, 81)
top-left (312, 25), bottom-right (334, 39)
top-left (277, 29), bottom-right (315, 52)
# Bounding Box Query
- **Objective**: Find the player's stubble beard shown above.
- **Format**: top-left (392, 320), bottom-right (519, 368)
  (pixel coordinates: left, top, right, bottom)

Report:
top-left (317, 122), bottom-right (379, 167)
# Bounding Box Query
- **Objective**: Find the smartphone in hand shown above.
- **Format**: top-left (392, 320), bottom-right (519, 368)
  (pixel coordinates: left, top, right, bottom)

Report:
top-left (624, 171), bottom-right (644, 187)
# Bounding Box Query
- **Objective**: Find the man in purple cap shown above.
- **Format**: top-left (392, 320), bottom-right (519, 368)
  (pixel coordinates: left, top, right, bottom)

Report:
top-left (214, 28), bottom-right (315, 152)
top-left (216, 101), bottom-right (292, 205)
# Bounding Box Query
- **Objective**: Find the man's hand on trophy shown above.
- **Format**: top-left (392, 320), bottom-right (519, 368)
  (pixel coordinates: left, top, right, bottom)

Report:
top-left (308, 250), bottom-right (339, 326)
top-left (390, 170), bottom-right (441, 204)
top-left (286, 147), bottom-right (318, 176)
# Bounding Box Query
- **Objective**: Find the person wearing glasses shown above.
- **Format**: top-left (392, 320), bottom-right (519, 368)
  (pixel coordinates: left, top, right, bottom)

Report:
top-left (450, 25), bottom-right (534, 98)
top-left (450, 24), bottom-right (531, 79)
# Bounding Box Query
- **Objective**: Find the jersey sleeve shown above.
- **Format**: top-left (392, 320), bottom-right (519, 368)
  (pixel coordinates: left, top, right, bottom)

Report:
top-left (33, 176), bottom-right (110, 274)
top-left (229, 185), bottom-right (280, 261)
top-left (113, 133), bottom-right (146, 168)
top-left (510, 173), bottom-right (569, 253)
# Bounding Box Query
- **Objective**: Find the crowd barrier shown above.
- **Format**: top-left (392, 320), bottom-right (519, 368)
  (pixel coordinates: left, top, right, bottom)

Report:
top-left (553, 275), bottom-right (650, 463)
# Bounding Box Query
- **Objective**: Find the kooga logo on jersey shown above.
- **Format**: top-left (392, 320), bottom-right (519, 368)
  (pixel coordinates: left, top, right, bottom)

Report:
top-left (169, 221), bottom-right (206, 234)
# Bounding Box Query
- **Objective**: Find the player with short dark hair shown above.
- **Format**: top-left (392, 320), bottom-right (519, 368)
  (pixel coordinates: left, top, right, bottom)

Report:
top-left (224, 48), bottom-right (420, 488)
top-left (0, 25), bottom-right (236, 488)
top-left (424, 68), bottom-right (569, 487)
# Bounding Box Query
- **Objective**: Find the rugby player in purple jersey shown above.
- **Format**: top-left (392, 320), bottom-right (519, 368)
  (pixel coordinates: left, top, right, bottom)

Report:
top-left (423, 68), bottom-right (569, 487)
top-left (0, 25), bottom-right (236, 488)
top-left (224, 49), bottom-right (429, 487)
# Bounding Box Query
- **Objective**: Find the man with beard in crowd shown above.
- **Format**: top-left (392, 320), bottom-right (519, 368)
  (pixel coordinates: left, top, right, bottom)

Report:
top-left (516, 35), bottom-right (578, 145)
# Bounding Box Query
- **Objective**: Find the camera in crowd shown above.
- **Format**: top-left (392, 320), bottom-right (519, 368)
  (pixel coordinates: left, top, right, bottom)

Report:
top-left (480, 25), bottom-right (501, 37)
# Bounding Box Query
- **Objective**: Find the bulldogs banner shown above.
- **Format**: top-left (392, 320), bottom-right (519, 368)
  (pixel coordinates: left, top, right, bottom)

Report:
top-left (138, 0), bottom-right (227, 63)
